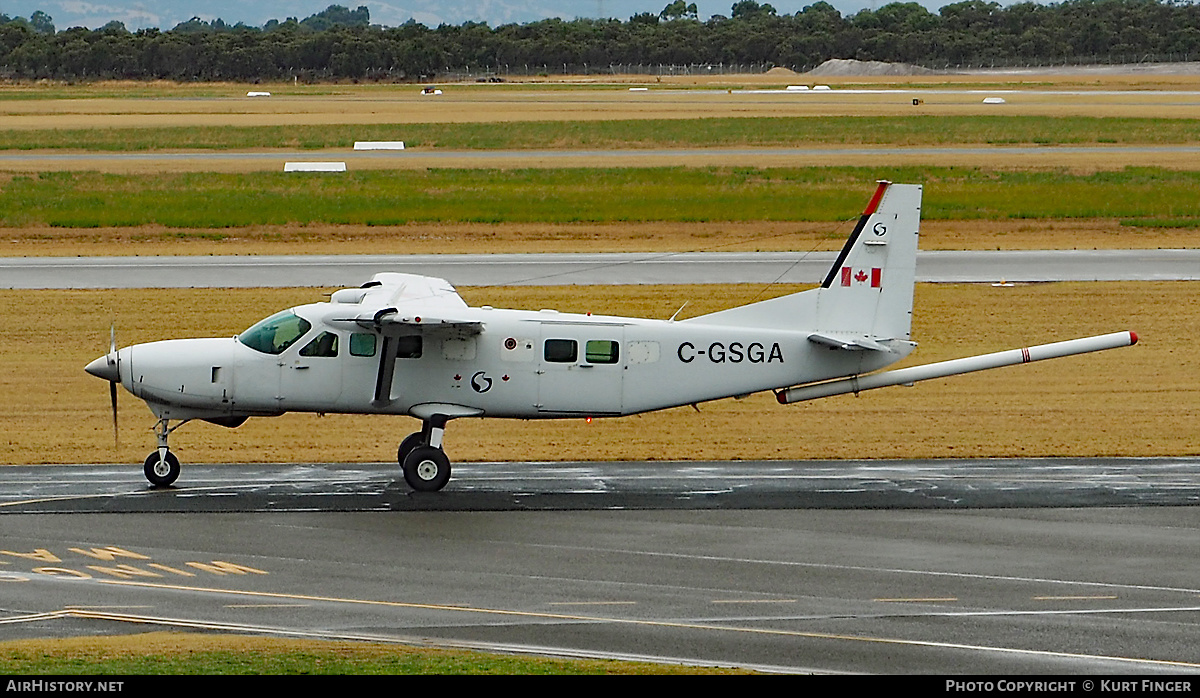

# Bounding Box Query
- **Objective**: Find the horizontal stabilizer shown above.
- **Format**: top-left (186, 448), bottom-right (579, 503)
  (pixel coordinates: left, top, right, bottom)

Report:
top-left (807, 332), bottom-right (893, 352)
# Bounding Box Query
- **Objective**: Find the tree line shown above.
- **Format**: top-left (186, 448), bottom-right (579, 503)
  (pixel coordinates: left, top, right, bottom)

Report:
top-left (2, 0), bottom-right (1199, 81)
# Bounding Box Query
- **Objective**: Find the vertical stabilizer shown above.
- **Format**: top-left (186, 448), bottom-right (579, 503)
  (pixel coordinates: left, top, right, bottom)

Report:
top-left (690, 181), bottom-right (922, 348)
top-left (813, 181), bottom-right (922, 342)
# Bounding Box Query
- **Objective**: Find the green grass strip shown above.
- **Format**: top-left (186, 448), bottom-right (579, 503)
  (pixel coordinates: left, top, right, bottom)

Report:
top-left (0, 642), bottom-right (736, 675)
top-left (4, 166), bottom-right (1200, 228)
top-left (3, 116), bottom-right (1200, 151)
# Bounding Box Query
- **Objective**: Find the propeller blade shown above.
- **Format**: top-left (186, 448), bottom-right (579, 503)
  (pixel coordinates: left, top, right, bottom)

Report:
top-left (108, 323), bottom-right (119, 449)
top-left (109, 378), bottom-right (119, 448)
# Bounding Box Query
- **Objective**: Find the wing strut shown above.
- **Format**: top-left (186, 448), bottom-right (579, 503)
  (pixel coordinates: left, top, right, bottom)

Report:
top-left (373, 336), bottom-right (397, 406)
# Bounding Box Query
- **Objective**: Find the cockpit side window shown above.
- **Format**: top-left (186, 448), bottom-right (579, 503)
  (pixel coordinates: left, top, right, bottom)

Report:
top-left (299, 331), bottom-right (339, 357)
top-left (238, 311), bottom-right (312, 355)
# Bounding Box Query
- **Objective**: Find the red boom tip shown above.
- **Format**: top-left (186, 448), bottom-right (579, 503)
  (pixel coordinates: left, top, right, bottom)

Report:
top-left (1129, 331), bottom-right (1139, 345)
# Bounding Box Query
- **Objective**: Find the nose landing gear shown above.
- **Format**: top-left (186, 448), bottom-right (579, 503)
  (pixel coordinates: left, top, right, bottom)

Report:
top-left (143, 418), bottom-right (189, 487)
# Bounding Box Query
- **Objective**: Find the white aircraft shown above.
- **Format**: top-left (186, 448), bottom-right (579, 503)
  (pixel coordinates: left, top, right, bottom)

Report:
top-left (85, 182), bottom-right (1137, 491)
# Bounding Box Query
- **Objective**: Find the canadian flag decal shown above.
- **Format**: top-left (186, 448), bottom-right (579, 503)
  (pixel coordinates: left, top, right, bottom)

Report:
top-left (841, 267), bottom-right (882, 288)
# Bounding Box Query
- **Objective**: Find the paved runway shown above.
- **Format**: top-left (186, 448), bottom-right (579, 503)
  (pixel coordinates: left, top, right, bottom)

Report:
top-left (4, 458), bottom-right (1200, 513)
top-left (2, 459), bottom-right (1198, 673)
top-left (4, 249), bottom-right (1198, 289)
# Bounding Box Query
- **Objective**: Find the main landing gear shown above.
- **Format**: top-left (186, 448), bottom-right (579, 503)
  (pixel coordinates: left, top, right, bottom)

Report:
top-left (397, 416), bottom-right (452, 492)
top-left (143, 418), bottom-right (189, 487)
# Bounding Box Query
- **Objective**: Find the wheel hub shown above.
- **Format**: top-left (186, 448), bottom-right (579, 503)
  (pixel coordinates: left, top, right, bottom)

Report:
top-left (416, 459), bottom-right (440, 481)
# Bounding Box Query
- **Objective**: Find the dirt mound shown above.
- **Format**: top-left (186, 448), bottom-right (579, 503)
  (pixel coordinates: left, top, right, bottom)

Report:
top-left (764, 66), bottom-right (800, 76)
top-left (809, 59), bottom-right (936, 76)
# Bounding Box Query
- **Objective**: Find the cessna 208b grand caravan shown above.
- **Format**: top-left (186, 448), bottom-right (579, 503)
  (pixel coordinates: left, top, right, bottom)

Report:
top-left (85, 182), bottom-right (1137, 491)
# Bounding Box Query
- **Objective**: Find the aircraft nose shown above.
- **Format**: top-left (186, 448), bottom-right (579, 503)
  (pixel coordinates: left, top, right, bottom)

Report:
top-left (85, 355), bottom-right (119, 382)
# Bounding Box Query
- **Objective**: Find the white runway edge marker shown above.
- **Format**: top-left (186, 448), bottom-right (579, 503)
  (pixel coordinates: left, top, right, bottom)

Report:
top-left (284, 162), bottom-right (347, 172)
top-left (353, 141), bottom-right (405, 150)
top-left (246, 91), bottom-right (271, 97)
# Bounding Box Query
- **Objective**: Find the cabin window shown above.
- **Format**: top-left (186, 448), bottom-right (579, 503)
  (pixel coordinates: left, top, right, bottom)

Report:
top-left (585, 340), bottom-right (620, 364)
top-left (544, 339), bottom-right (577, 363)
top-left (350, 333), bottom-right (377, 357)
top-left (238, 311), bottom-right (311, 355)
top-left (299, 331), bottom-right (339, 357)
top-left (396, 335), bottom-right (423, 359)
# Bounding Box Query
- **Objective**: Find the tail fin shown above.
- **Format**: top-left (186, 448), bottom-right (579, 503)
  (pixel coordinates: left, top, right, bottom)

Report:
top-left (813, 181), bottom-right (921, 342)
top-left (691, 181), bottom-right (922, 348)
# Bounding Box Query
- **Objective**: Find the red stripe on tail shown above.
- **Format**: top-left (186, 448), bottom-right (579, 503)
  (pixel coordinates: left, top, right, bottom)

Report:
top-left (862, 181), bottom-right (891, 216)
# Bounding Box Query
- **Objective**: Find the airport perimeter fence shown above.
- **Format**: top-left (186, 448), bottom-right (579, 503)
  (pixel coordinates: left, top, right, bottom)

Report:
top-left (430, 53), bottom-right (1200, 81)
top-left (434, 63), bottom-right (804, 81)
top-left (908, 52), bottom-right (1200, 72)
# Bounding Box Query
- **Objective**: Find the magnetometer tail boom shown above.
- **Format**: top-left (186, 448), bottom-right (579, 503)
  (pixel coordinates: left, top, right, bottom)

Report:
top-left (776, 331), bottom-right (1138, 404)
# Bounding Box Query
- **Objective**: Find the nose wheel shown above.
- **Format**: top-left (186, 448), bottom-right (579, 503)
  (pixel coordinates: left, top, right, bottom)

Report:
top-left (144, 450), bottom-right (180, 487)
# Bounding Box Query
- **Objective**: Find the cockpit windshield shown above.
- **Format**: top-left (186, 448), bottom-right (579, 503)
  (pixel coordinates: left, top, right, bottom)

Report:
top-left (238, 310), bottom-right (312, 355)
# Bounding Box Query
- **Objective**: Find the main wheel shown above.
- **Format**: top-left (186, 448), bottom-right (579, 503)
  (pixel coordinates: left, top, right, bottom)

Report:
top-left (402, 445), bottom-right (451, 492)
top-left (143, 451), bottom-right (180, 488)
top-left (397, 431), bottom-right (424, 465)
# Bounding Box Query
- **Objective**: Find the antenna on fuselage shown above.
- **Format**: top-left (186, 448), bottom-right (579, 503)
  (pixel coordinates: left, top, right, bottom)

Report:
top-left (668, 301), bottom-right (689, 321)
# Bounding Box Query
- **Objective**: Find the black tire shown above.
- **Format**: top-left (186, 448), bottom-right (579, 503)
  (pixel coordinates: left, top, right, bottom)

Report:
top-left (402, 445), bottom-right (451, 492)
top-left (397, 431), bottom-right (424, 465)
top-left (143, 451), bottom-right (180, 487)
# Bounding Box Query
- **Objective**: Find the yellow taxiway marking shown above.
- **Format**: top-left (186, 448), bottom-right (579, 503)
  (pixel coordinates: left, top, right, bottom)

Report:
top-left (75, 578), bottom-right (1200, 670)
top-left (547, 601), bottom-right (637, 606)
top-left (874, 597), bottom-right (958, 603)
top-left (0, 491), bottom-right (160, 509)
top-left (63, 605), bottom-right (153, 610)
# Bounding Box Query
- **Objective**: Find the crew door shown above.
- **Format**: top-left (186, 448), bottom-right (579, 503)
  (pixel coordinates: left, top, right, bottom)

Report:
top-left (279, 330), bottom-right (344, 410)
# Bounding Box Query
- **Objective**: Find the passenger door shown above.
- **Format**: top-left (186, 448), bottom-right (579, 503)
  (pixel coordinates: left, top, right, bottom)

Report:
top-left (537, 324), bottom-right (624, 415)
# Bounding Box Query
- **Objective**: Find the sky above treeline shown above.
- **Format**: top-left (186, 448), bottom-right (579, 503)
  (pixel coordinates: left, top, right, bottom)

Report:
top-left (3, 0), bottom-right (989, 31)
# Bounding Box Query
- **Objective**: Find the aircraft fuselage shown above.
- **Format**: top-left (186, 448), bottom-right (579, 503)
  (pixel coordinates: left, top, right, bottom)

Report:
top-left (114, 301), bottom-right (908, 423)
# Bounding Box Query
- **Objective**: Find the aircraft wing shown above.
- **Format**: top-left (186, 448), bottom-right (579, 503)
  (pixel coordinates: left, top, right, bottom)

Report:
top-left (360, 309), bottom-right (483, 337)
top-left (362, 272), bottom-right (469, 311)
top-left (331, 272), bottom-right (483, 336)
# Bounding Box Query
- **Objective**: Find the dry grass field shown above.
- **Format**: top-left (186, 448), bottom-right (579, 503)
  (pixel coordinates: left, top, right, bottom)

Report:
top-left (2, 75), bottom-right (1200, 177)
top-left (6, 73), bottom-right (1200, 130)
top-left (3, 218), bottom-right (1194, 257)
top-left (1, 282), bottom-right (1192, 467)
